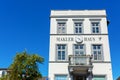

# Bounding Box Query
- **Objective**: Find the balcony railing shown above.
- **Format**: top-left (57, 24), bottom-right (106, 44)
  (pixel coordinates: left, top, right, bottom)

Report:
top-left (69, 55), bottom-right (92, 66)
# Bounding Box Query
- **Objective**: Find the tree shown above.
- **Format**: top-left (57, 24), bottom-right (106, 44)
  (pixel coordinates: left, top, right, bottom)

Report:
top-left (8, 51), bottom-right (44, 80)
top-left (0, 75), bottom-right (8, 80)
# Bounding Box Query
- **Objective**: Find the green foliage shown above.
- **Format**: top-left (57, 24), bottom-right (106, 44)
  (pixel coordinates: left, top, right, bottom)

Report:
top-left (8, 51), bottom-right (44, 80)
top-left (0, 75), bottom-right (8, 80)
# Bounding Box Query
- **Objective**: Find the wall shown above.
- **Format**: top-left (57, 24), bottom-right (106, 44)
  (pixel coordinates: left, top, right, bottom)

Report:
top-left (49, 10), bottom-right (113, 80)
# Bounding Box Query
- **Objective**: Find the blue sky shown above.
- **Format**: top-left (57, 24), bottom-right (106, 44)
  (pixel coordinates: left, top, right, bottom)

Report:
top-left (0, 0), bottom-right (120, 79)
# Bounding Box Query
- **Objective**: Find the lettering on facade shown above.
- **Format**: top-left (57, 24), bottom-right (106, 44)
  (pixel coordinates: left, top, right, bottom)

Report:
top-left (57, 37), bottom-right (74, 42)
top-left (56, 37), bottom-right (102, 42)
top-left (84, 37), bottom-right (95, 41)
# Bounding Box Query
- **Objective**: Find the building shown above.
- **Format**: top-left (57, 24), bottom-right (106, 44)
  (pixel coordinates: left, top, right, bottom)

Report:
top-left (0, 68), bottom-right (8, 77)
top-left (117, 76), bottom-right (120, 80)
top-left (39, 77), bottom-right (49, 80)
top-left (49, 10), bottom-right (113, 80)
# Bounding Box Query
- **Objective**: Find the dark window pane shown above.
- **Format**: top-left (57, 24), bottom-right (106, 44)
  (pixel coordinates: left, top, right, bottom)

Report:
top-left (80, 45), bottom-right (83, 49)
top-left (96, 27), bottom-right (99, 33)
top-left (75, 51), bottom-right (79, 55)
top-left (97, 45), bottom-right (101, 49)
top-left (62, 55), bottom-right (65, 59)
top-left (75, 23), bottom-right (78, 26)
top-left (93, 45), bottom-right (96, 49)
top-left (62, 45), bottom-right (65, 49)
top-left (93, 51), bottom-right (97, 54)
top-left (92, 27), bottom-right (95, 33)
top-left (62, 51), bottom-right (65, 60)
top-left (58, 46), bottom-right (61, 49)
top-left (96, 23), bottom-right (99, 26)
top-left (92, 23), bottom-right (95, 26)
top-left (62, 51), bottom-right (65, 54)
top-left (79, 23), bottom-right (82, 26)
top-left (80, 51), bottom-right (84, 55)
top-left (94, 56), bottom-right (97, 60)
top-left (94, 51), bottom-right (97, 60)
top-left (75, 28), bottom-right (78, 33)
top-left (58, 51), bottom-right (61, 60)
top-left (75, 45), bottom-right (79, 49)
top-left (79, 28), bottom-right (82, 33)
top-left (98, 51), bottom-right (101, 54)
top-left (58, 51), bottom-right (61, 56)
top-left (62, 27), bottom-right (65, 30)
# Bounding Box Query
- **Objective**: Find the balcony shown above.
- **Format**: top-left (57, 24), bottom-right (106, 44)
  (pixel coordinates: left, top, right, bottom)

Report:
top-left (68, 55), bottom-right (93, 75)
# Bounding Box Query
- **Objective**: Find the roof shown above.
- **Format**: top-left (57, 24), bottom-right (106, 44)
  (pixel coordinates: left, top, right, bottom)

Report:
top-left (117, 76), bottom-right (120, 80)
top-left (50, 10), bottom-right (106, 17)
top-left (0, 68), bottom-right (8, 70)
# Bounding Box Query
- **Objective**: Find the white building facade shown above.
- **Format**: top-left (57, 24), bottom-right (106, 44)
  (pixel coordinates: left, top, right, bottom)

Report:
top-left (0, 68), bottom-right (8, 78)
top-left (49, 10), bottom-right (113, 80)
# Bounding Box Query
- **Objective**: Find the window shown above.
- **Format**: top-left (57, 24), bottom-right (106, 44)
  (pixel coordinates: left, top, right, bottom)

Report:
top-left (57, 44), bottom-right (67, 61)
top-left (93, 76), bottom-right (106, 80)
top-left (91, 22), bottom-right (100, 34)
top-left (74, 22), bottom-right (83, 34)
top-left (55, 75), bottom-right (67, 80)
top-left (57, 23), bottom-right (66, 34)
top-left (92, 45), bottom-right (103, 60)
top-left (2, 71), bottom-right (6, 77)
top-left (74, 44), bottom-right (85, 55)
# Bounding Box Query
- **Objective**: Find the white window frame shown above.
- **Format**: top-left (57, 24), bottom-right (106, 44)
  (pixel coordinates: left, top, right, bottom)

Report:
top-left (72, 19), bottom-right (84, 34)
top-left (74, 44), bottom-right (85, 55)
top-left (91, 22), bottom-right (100, 34)
top-left (56, 44), bottom-right (67, 61)
top-left (89, 19), bottom-right (101, 34)
top-left (92, 44), bottom-right (103, 61)
top-left (56, 19), bottom-right (68, 34)
top-left (57, 22), bottom-right (66, 34)
top-left (74, 22), bottom-right (83, 34)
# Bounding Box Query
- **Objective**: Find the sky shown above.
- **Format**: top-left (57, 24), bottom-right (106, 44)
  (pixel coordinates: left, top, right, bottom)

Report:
top-left (0, 0), bottom-right (120, 79)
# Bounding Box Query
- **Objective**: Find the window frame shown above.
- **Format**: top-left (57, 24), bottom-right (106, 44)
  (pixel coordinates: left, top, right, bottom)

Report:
top-left (73, 44), bottom-right (86, 56)
top-left (56, 19), bottom-right (68, 34)
top-left (54, 74), bottom-right (68, 80)
top-left (91, 22), bottom-right (101, 34)
top-left (56, 44), bottom-right (67, 61)
top-left (57, 22), bottom-right (66, 34)
top-left (74, 22), bottom-right (83, 34)
top-left (93, 75), bottom-right (106, 80)
top-left (91, 44), bottom-right (104, 61)
top-left (2, 71), bottom-right (6, 77)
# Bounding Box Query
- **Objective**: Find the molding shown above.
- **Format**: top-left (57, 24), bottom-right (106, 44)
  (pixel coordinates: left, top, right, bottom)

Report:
top-left (93, 74), bottom-right (106, 77)
top-left (49, 61), bottom-right (111, 63)
top-left (92, 61), bottom-right (111, 63)
top-left (50, 34), bottom-right (108, 36)
top-left (50, 15), bottom-right (106, 18)
top-left (49, 61), bottom-right (69, 63)
top-left (89, 19), bottom-right (101, 21)
top-left (56, 19), bottom-right (68, 21)
top-left (72, 19), bottom-right (84, 21)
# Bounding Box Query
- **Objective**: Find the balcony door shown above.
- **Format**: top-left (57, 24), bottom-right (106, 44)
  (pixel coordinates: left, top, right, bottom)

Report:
top-left (74, 44), bottom-right (85, 56)
top-left (74, 75), bottom-right (86, 80)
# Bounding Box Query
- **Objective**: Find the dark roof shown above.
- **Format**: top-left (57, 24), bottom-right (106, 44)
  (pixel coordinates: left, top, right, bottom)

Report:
top-left (107, 20), bottom-right (110, 26)
top-left (0, 68), bottom-right (8, 70)
top-left (117, 76), bottom-right (120, 80)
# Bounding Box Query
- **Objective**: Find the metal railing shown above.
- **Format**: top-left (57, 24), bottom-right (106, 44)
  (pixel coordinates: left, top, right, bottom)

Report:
top-left (69, 55), bottom-right (92, 66)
